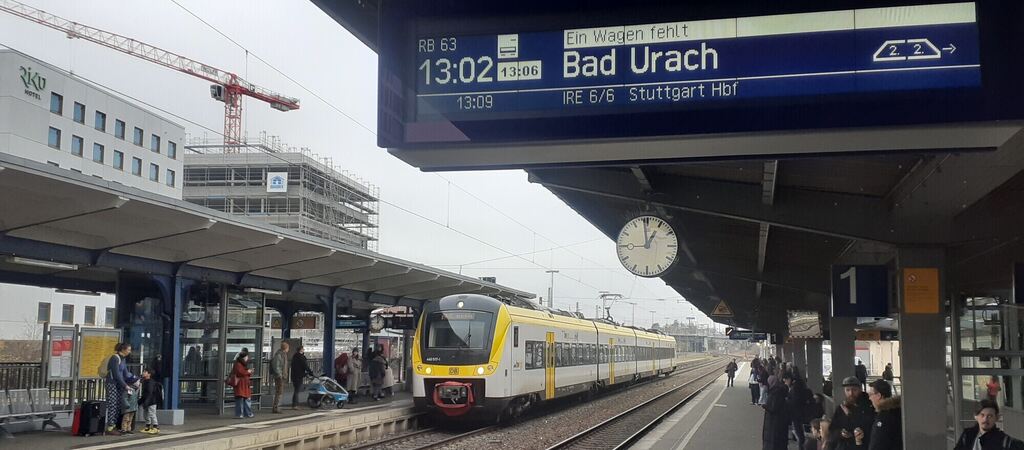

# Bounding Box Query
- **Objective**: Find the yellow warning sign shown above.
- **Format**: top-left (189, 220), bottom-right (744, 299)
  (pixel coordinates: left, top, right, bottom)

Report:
top-left (711, 300), bottom-right (733, 317)
top-left (903, 267), bottom-right (940, 314)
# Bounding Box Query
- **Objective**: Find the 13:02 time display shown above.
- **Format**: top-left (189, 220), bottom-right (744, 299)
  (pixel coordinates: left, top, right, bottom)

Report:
top-left (419, 56), bottom-right (495, 85)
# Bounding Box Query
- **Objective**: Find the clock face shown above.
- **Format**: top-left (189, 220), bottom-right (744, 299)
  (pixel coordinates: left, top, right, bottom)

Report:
top-left (616, 215), bottom-right (678, 277)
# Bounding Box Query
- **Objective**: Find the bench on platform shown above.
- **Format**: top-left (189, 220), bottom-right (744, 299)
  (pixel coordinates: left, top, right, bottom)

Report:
top-left (0, 389), bottom-right (66, 439)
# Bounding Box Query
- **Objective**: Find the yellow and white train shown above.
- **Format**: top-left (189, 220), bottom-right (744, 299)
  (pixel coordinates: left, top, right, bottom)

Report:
top-left (412, 294), bottom-right (678, 420)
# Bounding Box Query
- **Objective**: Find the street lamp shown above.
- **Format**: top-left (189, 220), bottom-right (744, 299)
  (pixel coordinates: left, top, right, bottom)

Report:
top-left (623, 301), bottom-right (637, 326)
top-left (545, 270), bottom-right (559, 308)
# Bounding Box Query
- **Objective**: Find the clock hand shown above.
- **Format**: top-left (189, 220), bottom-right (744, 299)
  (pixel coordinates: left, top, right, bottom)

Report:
top-left (645, 231), bottom-right (657, 249)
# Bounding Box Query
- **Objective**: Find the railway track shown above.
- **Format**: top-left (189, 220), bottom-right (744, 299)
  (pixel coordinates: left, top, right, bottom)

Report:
top-left (344, 425), bottom-right (498, 450)
top-left (544, 358), bottom-right (727, 450)
top-left (345, 357), bottom-right (728, 450)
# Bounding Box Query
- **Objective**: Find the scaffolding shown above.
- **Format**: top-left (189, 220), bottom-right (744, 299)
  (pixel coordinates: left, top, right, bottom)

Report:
top-left (182, 132), bottom-right (379, 250)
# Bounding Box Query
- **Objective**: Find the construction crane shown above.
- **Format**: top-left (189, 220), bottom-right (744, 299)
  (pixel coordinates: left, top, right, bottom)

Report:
top-left (0, 0), bottom-right (300, 148)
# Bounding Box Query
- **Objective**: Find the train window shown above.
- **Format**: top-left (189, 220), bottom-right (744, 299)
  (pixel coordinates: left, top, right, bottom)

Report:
top-left (514, 326), bottom-right (519, 348)
top-left (572, 343), bottom-right (578, 366)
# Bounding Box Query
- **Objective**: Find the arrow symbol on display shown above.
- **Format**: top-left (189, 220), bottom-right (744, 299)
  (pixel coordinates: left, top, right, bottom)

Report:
top-left (943, 44), bottom-right (957, 54)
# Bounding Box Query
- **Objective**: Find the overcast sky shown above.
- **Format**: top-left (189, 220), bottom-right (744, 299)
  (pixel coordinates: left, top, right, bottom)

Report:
top-left (0, 0), bottom-right (715, 329)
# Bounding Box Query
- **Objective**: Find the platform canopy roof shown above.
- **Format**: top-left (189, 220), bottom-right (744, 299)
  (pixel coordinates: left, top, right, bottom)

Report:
top-left (0, 153), bottom-right (533, 309)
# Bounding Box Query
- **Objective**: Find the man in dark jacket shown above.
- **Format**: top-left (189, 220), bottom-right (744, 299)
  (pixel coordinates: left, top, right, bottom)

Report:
top-left (854, 379), bottom-right (900, 449)
top-left (785, 372), bottom-right (811, 448)
top-left (855, 360), bottom-right (868, 390)
top-left (829, 377), bottom-right (875, 450)
top-left (954, 400), bottom-right (1024, 450)
top-left (763, 375), bottom-right (790, 450)
top-left (290, 345), bottom-right (315, 409)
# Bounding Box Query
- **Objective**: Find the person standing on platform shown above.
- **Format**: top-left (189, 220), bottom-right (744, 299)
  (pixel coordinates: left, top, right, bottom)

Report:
top-left (829, 377), bottom-right (875, 450)
top-left (231, 350), bottom-right (254, 419)
top-left (290, 345), bottom-right (314, 409)
top-left (139, 367), bottom-right (163, 434)
top-left (953, 399), bottom-right (1024, 450)
top-left (346, 347), bottom-right (363, 404)
top-left (104, 343), bottom-right (137, 434)
top-left (853, 379), bottom-right (901, 450)
top-left (784, 371), bottom-right (811, 449)
top-left (749, 361), bottom-right (762, 405)
top-left (369, 347), bottom-right (387, 401)
top-left (382, 357), bottom-right (395, 397)
top-left (270, 341), bottom-right (289, 413)
top-left (334, 351), bottom-right (349, 389)
top-left (987, 376), bottom-right (1002, 403)
top-left (855, 359), bottom-right (868, 391)
top-left (882, 363), bottom-right (894, 382)
top-left (726, 359), bottom-right (739, 387)
top-left (762, 374), bottom-right (790, 450)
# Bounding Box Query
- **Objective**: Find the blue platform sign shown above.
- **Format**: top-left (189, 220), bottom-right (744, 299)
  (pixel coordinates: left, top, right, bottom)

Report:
top-left (832, 265), bottom-right (889, 317)
top-left (728, 330), bottom-right (767, 341)
top-left (336, 319), bottom-right (367, 329)
top-left (412, 3), bottom-right (979, 121)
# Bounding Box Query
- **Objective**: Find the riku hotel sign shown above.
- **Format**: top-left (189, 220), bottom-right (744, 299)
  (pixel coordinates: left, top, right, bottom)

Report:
top-left (19, 65), bottom-right (46, 100)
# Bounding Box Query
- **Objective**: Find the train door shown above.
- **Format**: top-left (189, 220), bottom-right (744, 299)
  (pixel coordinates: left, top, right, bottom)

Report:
top-left (609, 338), bottom-right (615, 384)
top-left (545, 331), bottom-right (555, 400)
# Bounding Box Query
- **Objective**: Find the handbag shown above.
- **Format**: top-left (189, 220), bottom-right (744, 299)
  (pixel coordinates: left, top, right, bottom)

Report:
top-left (225, 372), bottom-right (238, 387)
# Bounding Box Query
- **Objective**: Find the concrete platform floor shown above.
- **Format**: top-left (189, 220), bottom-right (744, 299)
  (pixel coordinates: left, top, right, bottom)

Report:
top-left (634, 362), bottom-right (801, 450)
top-left (6, 387), bottom-right (412, 450)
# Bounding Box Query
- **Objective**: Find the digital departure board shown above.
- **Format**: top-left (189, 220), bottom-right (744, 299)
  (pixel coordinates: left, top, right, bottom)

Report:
top-left (413, 3), bottom-right (980, 121)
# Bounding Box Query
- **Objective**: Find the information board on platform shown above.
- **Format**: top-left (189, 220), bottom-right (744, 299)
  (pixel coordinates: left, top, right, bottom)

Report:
top-left (47, 326), bottom-right (76, 381)
top-left (414, 3), bottom-right (979, 121)
top-left (78, 328), bottom-right (121, 379)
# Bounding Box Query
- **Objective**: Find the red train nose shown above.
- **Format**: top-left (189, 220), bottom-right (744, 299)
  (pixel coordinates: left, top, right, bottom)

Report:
top-left (432, 381), bottom-right (475, 416)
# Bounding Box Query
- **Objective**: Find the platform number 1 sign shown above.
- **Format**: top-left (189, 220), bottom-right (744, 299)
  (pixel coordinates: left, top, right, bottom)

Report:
top-left (831, 265), bottom-right (889, 317)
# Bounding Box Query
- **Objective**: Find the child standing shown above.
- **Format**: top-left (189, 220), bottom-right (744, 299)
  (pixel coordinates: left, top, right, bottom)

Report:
top-left (139, 367), bottom-right (163, 434)
top-left (120, 381), bottom-right (140, 435)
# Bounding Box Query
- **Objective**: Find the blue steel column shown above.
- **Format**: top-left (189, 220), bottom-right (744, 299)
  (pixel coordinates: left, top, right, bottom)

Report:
top-left (280, 306), bottom-right (294, 340)
top-left (166, 277), bottom-right (188, 410)
top-left (321, 294), bottom-right (338, 379)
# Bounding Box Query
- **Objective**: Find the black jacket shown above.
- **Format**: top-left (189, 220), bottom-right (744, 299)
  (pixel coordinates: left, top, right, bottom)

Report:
top-left (785, 380), bottom-right (811, 423)
top-left (291, 352), bottom-right (314, 382)
top-left (762, 383), bottom-right (790, 448)
top-left (139, 378), bottom-right (163, 409)
top-left (829, 392), bottom-right (876, 450)
top-left (857, 396), bottom-right (901, 450)
top-left (954, 425), bottom-right (1024, 450)
top-left (855, 365), bottom-right (868, 383)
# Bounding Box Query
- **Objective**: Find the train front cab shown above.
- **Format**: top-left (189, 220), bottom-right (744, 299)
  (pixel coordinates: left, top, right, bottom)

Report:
top-left (412, 294), bottom-right (512, 420)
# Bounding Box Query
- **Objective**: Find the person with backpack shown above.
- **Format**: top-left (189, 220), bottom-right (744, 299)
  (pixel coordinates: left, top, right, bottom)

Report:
top-left (270, 341), bottom-right (289, 413)
top-left (726, 359), bottom-right (739, 387)
top-left (230, 350), bottom-right (254, 418)
top-left (139, 367), bottom-right (163, 434)
top-left (103, 342), bottom-right (137, 434)
top-left (749, 360), bottom-right (762, 405)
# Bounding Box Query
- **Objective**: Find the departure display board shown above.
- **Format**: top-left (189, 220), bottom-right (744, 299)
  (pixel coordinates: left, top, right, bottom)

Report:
top-left (414, 3), bottom-right (979, 121)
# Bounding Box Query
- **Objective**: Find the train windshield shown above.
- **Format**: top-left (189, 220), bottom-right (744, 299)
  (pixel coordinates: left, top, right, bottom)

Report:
top-left (426, 311), bottom-right (492, 349)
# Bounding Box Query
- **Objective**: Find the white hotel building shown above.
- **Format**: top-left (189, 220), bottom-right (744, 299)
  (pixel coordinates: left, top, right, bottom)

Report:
top-left (0, 49), bottom-right (185, 341)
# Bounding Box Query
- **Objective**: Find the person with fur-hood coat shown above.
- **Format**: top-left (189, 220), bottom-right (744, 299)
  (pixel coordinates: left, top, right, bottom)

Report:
top-left (853, 379), bottom-right (902, 450)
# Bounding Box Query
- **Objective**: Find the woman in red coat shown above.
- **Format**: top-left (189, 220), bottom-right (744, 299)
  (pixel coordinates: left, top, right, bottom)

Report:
top-left (232, 351), bottom-right (254, 418)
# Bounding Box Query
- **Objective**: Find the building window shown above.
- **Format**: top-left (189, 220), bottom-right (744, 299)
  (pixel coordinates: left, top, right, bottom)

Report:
top-left (61, 304), bottom-right (74, 325)
top-left (168, 141), bottom-right (177, 159)
top-left (133, 127), bottom-right (143, 146)
top-left (48, 127), bottom-right (61, 149)
top-left (131, 157), bottom-right (142, 176)
top-left (50, 93), bottom-right (63, 115)
top-left (84, 306), bottom-right (96, 326)
top-left (150, 135), bottom-right (160, 153)
top-left (115, 120), bottom-right (125, 140)
top-left (113, 150), bottom-right (124, 170)
top-left (105, 307), bottom-right (115, 327)
top-left (92, 143), bottom-right (104, 163)
top-left (94, 111), bottom-right (106, 132)
top-left (73, 102), bottom-right (85, 123)
top-left (149, 163), bottom-right (159, 182)
top-left (166, 169), bottom-right (175, 187)
top-left (71, 135), bottom-right (84, 157)
top-left (37, 302), bottom-right (50, 323)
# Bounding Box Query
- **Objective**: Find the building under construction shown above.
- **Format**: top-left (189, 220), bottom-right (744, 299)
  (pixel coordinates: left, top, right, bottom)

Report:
top-left (183, 133), bottom-right (379, 250)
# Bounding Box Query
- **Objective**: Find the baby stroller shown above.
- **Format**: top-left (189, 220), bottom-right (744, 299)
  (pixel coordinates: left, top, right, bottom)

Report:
top-left (306, 375), bottom-right (349, 409)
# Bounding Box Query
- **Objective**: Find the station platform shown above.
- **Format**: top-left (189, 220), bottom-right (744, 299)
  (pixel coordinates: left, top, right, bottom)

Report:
top-left (8, 391), bottom-right (415, 450)
top-left (635, 363), bottom-right (801, 450)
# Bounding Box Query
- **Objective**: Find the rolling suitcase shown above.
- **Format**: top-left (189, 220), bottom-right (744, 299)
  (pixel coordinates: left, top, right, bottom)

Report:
top-left (76, 400), bottom-right (106, 436)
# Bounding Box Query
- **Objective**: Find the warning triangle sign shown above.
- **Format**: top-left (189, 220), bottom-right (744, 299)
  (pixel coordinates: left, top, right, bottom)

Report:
top-left (711, 300), bottom-right (734, 317)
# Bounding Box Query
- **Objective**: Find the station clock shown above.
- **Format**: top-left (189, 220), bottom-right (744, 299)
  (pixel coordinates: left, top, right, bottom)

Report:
top-left (615, 215), bottom-right (678, 277)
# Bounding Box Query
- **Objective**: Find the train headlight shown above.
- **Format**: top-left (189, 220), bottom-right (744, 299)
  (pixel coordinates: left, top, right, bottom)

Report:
top-left (476, 366), bottom-right (485, 375)
top-left (425, 367), bottom-right (432, 374)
